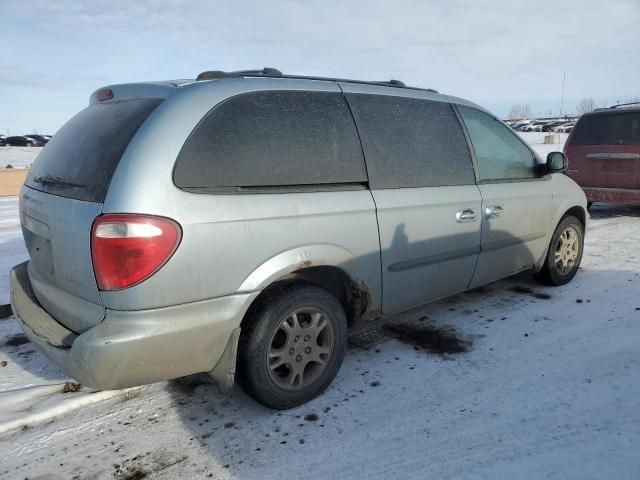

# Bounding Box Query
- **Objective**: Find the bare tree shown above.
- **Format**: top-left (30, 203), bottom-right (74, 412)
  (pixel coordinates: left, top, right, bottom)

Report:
top-left (507, 104), bottom-right (533, 120)
top-left (576, 98), bottom-right (596, 114)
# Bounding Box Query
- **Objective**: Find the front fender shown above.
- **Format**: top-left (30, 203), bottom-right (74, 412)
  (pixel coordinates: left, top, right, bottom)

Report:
top-left (534, 175), bottom-right (588, 271)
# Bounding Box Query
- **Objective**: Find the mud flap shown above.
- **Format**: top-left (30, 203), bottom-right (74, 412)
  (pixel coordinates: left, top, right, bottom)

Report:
top-left (208, 327), bottom-right (240, 394)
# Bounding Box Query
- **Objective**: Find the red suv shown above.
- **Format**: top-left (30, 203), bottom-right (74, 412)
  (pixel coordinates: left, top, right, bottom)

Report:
top-left (564, 105), bottom-right (640, 206)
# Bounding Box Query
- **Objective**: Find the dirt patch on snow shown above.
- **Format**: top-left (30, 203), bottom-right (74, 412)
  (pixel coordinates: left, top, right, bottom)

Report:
top-left (62, 382), bottom-right (80, 393)
top-left (382, 324), bottom-right (471, 355)
top-left (3, 333), bottom-right (30, 347)
top-left (304, 413), bottom-right (319, 422)
top-left (113, 451), bottom-right (188, 480)
top-left (349, 317), bottom-right (473, 356)
top-left (0, 304), bottom-right (12, 319)
top-left (509, 285), bottom-right (552, 300)
top-left (170, 376), bottom-right (210, 396)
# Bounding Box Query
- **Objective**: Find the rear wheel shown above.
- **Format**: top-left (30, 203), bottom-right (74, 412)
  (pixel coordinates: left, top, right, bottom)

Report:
top-left (533, 215), bottom-right (584, 286)
top-left (237, 283), bottom-right (347, 409)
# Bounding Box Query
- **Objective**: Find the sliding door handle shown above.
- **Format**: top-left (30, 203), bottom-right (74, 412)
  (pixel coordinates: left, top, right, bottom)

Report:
top-left (484, 205), bottom-right (504, 219)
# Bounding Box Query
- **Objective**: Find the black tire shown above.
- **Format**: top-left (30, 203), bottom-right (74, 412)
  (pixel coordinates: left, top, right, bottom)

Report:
top-left (237, 282), bottom-right (347, 409)
top-left (533, 215), bottom-right (584, 286)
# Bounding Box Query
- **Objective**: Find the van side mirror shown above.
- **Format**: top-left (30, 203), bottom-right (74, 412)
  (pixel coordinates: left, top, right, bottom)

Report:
top-left (546, 151), bottom-right (568, 173)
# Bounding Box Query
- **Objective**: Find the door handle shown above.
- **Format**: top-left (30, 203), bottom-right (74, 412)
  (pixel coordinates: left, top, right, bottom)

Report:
top-left (484, 205), bottom-right (504, 219)
top-left (456, 208), bottom-right (477, 223)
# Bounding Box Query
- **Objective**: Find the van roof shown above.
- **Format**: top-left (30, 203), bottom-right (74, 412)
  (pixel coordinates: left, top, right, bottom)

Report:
top-left (97, 68), bottom-right (490, 118)
top-left (181, 67), bottom-right (439, 94)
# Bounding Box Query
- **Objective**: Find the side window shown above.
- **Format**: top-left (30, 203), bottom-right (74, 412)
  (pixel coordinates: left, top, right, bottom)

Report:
top-left (459, 106), bottom-right (536, 181)
top-left (174, 91), bottom-right (367, 190)
top-left (345, 94), bottom-right (475, 189)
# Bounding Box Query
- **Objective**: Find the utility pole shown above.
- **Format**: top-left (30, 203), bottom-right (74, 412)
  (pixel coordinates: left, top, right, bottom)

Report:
top-left (560, 71), bottom-right (566, 116)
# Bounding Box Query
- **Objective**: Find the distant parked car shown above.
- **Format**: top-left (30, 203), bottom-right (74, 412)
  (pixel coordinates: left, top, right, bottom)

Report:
top-left (541, 121), bottom-right (568, 132)
top-left (512, 120), bottom-right (532, 131)
top-left (523, 120), bottom-right (548, 132)
top-left (0, 135), bottom-right (6, 146)
top-left (25, 134), bottom-right (50, 145)
top-left (565, 105), bottom-right (640, 206)
top-left (530, 121), bottom-right (557, 132)
top-left (554, 122), bottom-right (576, 133)
top-left (5, 135), bottom-right (44, 147)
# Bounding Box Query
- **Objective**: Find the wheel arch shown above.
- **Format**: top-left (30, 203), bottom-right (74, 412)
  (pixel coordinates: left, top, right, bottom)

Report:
top-left (237, 244), bottom-right (381, 328)
top-left (534, 203), bottom-right (587, 272)
top-left (563, 205), bottom-right (587, 228)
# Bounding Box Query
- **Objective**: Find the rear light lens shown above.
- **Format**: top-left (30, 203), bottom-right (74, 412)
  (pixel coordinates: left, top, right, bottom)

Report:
top-left (96, 88), bottom-right (114, 101)
top-left (91, 214), bottom-right (182, 290)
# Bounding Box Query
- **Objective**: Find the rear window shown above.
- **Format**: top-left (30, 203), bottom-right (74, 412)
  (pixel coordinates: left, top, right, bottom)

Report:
top-left (571, 112), bottom-right (640, 146)
top-left (345, 94), bottom-right (475, 189)
top-left (26, 98), bottom-right (163, 203)
top-left (173, 91), bottom-right (367, 191)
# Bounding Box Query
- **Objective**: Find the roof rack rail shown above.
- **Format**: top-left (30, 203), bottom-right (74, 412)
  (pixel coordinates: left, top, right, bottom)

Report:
top-left (607, 101), bottom-right (640, 110)
top-left (196, 67), bottom-right (283, 81)
top-left (194, 68), bottom-right (438, 93)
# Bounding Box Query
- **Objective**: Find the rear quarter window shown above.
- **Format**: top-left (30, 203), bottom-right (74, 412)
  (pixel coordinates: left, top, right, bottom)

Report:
top-left (173, 91), bottom-right (367, 191)
top-left (571, 112), bottom-right (640, 145)
top-left (26, 99), bottom-right (163, 203)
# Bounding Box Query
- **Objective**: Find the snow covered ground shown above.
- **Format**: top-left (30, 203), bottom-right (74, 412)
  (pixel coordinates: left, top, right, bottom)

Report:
top-left (0, 146), bottom-right (41, 170)
top-left (1, 138), bottom-right (639, 479)
top-left (518, 132), bottom-right (570, 159)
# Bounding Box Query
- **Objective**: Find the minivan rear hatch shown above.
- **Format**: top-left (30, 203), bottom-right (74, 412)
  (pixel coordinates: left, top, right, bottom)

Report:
top-left (565, 110), bottom-right (640, 190)
top-left (21, 92), bottom-right (165, 333)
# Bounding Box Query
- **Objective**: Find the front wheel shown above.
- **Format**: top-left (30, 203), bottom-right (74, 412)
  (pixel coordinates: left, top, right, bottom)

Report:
top-left (533, 215), bottom-right (584, 286)
top-left (237, 283), bottom-right (347, 409)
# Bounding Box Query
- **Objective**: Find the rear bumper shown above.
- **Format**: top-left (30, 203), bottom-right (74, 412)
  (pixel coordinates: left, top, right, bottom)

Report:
top-left (10, 261), bottom-right (258, 390)
top-left (583, 187), bottom-right (640, 204)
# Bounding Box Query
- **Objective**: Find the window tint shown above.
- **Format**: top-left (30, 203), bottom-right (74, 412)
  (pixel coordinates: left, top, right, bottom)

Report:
top-left (26, 99), bottom-right (163, 203)
top-left (571, 112), bottom-right (640, 145)
top-left (174, 91), bottom-right (367, 190)
top-left (459, 106), bottom-right (536, 181)
top-left (345, 94), bottom-right (474, 189)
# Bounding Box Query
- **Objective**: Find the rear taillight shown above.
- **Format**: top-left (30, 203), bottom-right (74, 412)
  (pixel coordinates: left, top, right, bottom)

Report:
top-left (91, 214), bottom-right (182, 291)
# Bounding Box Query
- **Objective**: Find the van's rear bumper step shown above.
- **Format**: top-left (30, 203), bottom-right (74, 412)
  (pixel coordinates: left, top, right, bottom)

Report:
top-left (10, 261), bottom-right (258, 390)
top-left (583, 187), bottom-right (640, 204)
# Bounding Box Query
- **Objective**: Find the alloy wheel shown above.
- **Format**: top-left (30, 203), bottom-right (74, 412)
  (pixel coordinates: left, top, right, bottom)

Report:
top-left (267, 307), bottom-right (334, 390)
top-left (554, 225), bottom-right (580, 274)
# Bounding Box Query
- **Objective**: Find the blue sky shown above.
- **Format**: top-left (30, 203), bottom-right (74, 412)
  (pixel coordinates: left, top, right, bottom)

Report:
top-left (1, 0), bottom-right (639, 135)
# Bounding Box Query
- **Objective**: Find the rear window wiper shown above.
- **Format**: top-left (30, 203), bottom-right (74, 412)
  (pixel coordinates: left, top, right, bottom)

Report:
top-left (33, 175), bottom-right (86, 189)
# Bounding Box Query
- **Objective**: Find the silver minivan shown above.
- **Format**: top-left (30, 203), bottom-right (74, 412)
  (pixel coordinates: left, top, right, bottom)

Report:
top-left (10, 69), bottom-right (587, 409)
